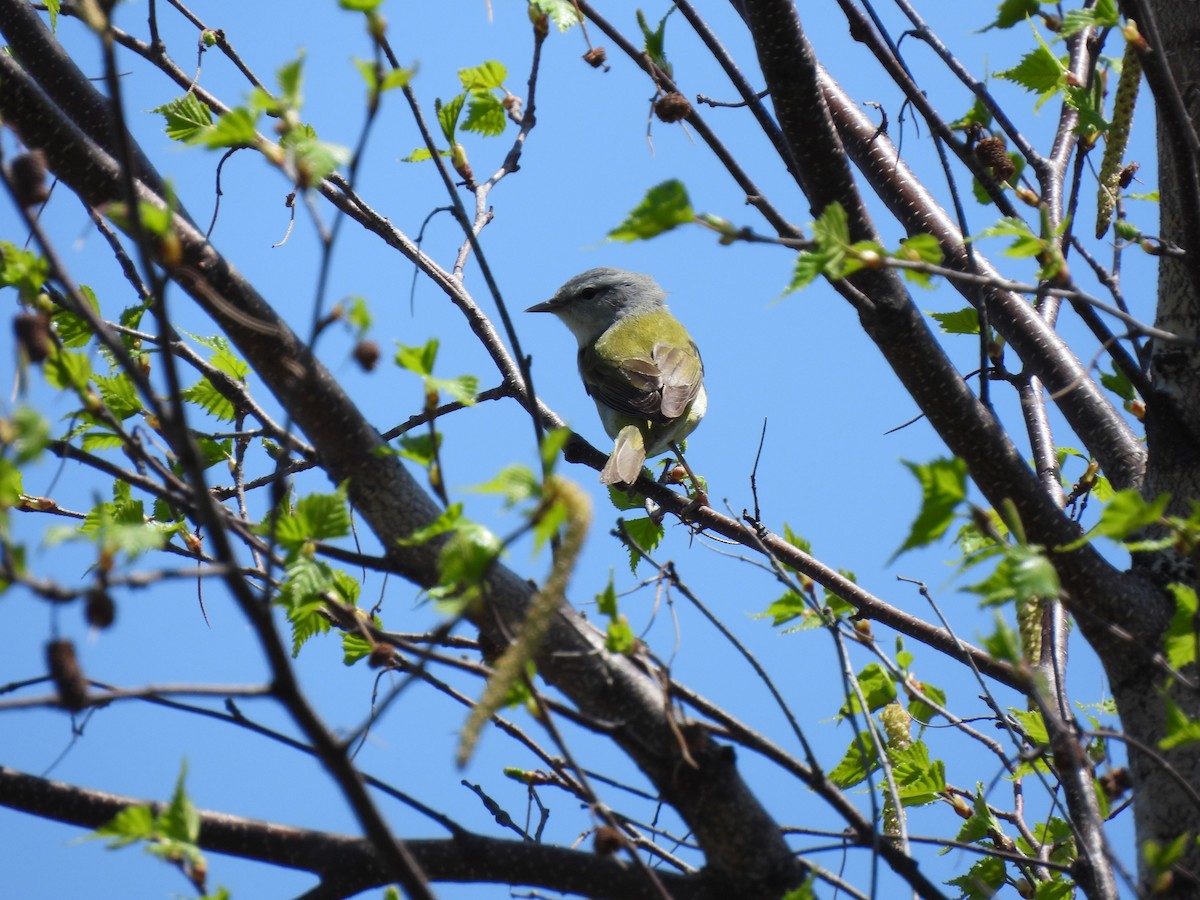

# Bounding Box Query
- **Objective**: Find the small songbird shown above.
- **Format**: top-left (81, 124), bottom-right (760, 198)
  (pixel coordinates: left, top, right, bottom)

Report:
top-left (526, 267), bottom-right (706, 487)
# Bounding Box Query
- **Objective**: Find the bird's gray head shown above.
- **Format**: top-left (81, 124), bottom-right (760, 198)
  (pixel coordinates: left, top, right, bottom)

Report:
top-left (526, 267), bottom-right (667, 345)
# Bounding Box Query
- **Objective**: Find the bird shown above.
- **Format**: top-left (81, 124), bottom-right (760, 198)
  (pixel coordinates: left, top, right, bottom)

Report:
top-left (526, 267), bottom-right (706, 488)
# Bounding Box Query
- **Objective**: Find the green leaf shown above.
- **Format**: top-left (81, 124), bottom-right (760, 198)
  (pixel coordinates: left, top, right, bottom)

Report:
top-left (1061, 0), bottom-right (1119, 36)
top-left (190, 106), bottom-right (261, 149)
top-left (623, 516), bottom-right (664, 573)
top-left (458, 61), bottom-right (507, 91)
top-left (402, 147), bottom-right (437, 163)
top-left (276, 56), bottom-right (305, 109)
top-left (908, 680), bottom-right (947, 726)
top-left (930, 307), bottom-right (981, 335)
top-left (779, 879), bottom-right (818, 900)
top-left (44, 347), bottom-right (92, 391)
top-left (607, 179), bottom-right (695, 242)
top-left (762, 590), bottom-right (810, 627)
top-left (1144, 830), bottom-right (1194, 876)
top-left (182, 378), bottom-right (236, 422)
top-left (829, 730), bottom-right (879, 788)
top-left (950, 94), bottom-right (993, 130)
top-left (947, 856), bottom-right (1006, 898)
top-left (893, 233), bottom-right (944, 287)
top-left (193, 436), bottom-right (233, 470)
top-left (159, 763), bottom-right (200, 843)
top-left (981, 611), bottom-right (1021, 664)
top-left (154, 94), bottom-right (214, 143)
top-left (437, 522), bottom-right (501, 593)
top-left (953, 784), bottom-right (1005, 847)
top-left (470, 465), bottom-right (539, 507)
top-left (13, 406), bottom-right (51, 465)
top-left (1034, 878), bottom-right (1076, 899)
top-left (93, 805), bottom-right (157, 847)
top-left (343, 630), bottom-right (374, 665)
top-left (1165, 584), bottom-right (1199, 671)
top-left (786, 251), bottom-right (826, 292)
top-left (381, 66), bottom-right (415, 91)
top-left (95, 374), bottom-right (142, 420)
top-left (982, 0), bottom-right (1042, 31)
top-left (841, 663), bottom-right (897, 716)
top-left (285, 133), bottom-right (351, 183)
top-left (528, 0), bottom-right (581, 30)
top-left (996, 42), bottom-right (1066, 99)
top-left (395, 339), bottom-right (439, 377)
top-left (207, 340), bottom-right (249, 380)
top-left (1007, 544), bottom-right (1060, 602)
top-left (892, 457), bottom-right (968, 559)
top-left (397, 503), bottom-right (464, 547)
top-left (275, 556), bottom-right (344, 655)
top-left (340, 0), bottom-right (383, 11)
top-left (1160, 696), bottom-right (1200, 750)
top-left (596, 576), bottom-right (618, 617)
top-left (637, 8), bottom-right (675, 76)
top-left (889, 740), bottom-right (946, 806)
top-left (344, 295), bottom-right (372, 333)
top-left (0, 460), bottom-right (22, 511)
top-left (965, 544), bottom-right (1060, 606)
top-left (429, 374), bottom-right (478, 404)
top-left (1100, 365), bottom-right (1135, 402)
top-left (395, 432), bottom-right (441, 468)
top-left (1093, 490), bottom-right (1170, 541)
top-left (0, 241), bottom-right (48, 296)
top-left (539, 427), bottom-right (571, 472)
top-left (436, 94), bottom-right (466, 144)
top-left (265, 485), bottom-right (352, 552)
top-left (289, 486), bottom-right (352, 545)
top-left (52, 286), bottom-right (101, 348)
top-left (605, 614), bottom-right (636, 654)
top-left (975, 216), bottom-right (1045, 257)
top-left (1011, 707), bottom-right (1049, 745)
top-left (462, 92), bottom-right (507, 136)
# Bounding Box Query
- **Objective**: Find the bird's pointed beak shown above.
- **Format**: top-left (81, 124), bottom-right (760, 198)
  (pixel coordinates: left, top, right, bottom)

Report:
top-left (525, 297), bottom-right (563, 314)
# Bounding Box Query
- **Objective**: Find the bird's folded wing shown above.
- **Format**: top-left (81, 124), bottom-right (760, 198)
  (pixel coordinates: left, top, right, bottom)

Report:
top-left (580, 340), bottom-right (703, 422)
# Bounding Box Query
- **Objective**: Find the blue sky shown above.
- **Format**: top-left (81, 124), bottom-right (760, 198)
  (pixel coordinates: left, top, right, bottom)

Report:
top-left (1, 2), bottom-right (1154, 897)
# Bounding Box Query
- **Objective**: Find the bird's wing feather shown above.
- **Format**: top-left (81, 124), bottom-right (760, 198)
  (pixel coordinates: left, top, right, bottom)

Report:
top-left (580, 328), bottom-right (703, 422)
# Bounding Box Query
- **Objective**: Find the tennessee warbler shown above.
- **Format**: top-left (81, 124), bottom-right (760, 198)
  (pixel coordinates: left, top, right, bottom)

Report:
top-left (527, 267), bottom-right (706, 487)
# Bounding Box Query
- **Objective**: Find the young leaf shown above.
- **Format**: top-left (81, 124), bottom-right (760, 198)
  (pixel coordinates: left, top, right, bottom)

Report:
top-left (996, 41), bottom-right (1067, 104)
top-left (436, 94), bottom-right (466, 144)
top-left (462, 92), bottom-right (506, 136)
top-left (982, 0), bottom-right (1042, 31)
top-left (840, 662), bottom-right (897, 716)
top-left (528, 0), bottom-right (581, 30)
top-left (154, 94), bottom-right (213, 143)
top-left (607, 180), bottom-right (695, 242)
top-left (930, 307), bottom-right (981, 335)
top-left (623, 516), bottom-right (664, 573)
top-left (829, 730), bottom-right (880, 788)
top-left (892, 457), bottom-right (968, 559)
top-left (1164, 584), bottom-right (1199, 671)
top-left (1092, 490), bottom-right (1170, 540)
top-left (889, 740), bottom-right (946, 806)
top-left (458, 61), bottom-right (507, 92)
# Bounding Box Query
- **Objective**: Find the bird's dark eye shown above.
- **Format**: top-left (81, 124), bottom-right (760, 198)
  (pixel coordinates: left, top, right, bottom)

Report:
top-left (579, 287), bottom-right (598, 300)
